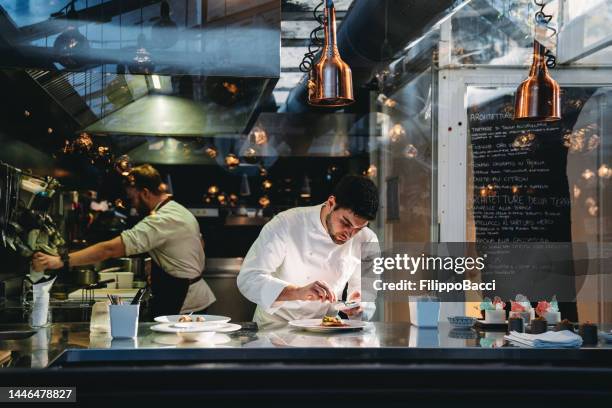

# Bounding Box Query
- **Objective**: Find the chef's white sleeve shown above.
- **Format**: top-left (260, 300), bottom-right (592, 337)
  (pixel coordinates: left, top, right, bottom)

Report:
top-left (120, 213), bottom-right (176, 256)
top-left (347, 236), bottom-right (380, 321)
top-left (237, 215), bottom-right (290, 313)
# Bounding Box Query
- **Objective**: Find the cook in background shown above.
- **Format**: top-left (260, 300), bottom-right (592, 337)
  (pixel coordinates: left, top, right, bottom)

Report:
top-left (33, 164), bottom-right (215, 317)
top-left (238, 175), bottom-right (379, 326)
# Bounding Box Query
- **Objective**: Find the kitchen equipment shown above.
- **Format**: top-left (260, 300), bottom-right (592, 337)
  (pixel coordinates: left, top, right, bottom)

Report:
top-left (204, 258), bottom-right (255, 322)
top-left (288, 319), bottom-right (367, 333)
top-left (109, 304), bottom-right (140, 338)
top-left (68, 288), bottom-right (138, 302)
top-left (408, 296), bottom-right (440, 327)
top-left (131, 288), bottom-right (146, 305)
top-left (74, 268), bottom-right (97, 286)
top-left (117, 257), bottom-right (149, 281)
top-left (154, 314), bottom-right (230, 324)
top-left (447, 316), bottom-right (476, 330)
top-left (98, 271), bottom-right (133, 289)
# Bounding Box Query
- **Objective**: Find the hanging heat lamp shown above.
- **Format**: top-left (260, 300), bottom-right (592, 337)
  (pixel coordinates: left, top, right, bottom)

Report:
top-left (128, 34), bottom-right (155, 75)
top-left (513, 1), bottom-right (561, 121)
top-left (152, 1), bottom-right (178, 49)
top-left (301, 0), bottom-right (353, 107)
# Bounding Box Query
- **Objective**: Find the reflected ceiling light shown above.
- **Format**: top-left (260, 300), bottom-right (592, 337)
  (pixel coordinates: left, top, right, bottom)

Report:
top-left (151, 75), bottom-right (162, 90)
top-left (243, 146), bottom-right (259, 164)
top-left (24, 110), bottom-right (30, 117)
top-left (300, 176), bottom-right (312, 198)
top-left (128, 34), bottom-right (155, 75)
top-left (513, 1), bottom-right (560, 121)
top-left (259, 195), bottom-right (271, 208)
top-left (54, 25), bottom-right (90, 69)
top-left (259, 166), bottom-right (268, 177)
top-left (573, 185), bottom-right (581, 199)
top-left (217, 193), bottom-right (227, 205)
top-left (389, 124), bottom-right (406, 143)
top-left (205, 146), bottom-right (218, 159)
top-left (302, 0), bottom-right (353, 107)
top-left (262, 180), bottom-right (273, 190)
top-left (251, 126), bottom-right (268, 145)
top-left (225, 153), bottom-right (240, 170)
top-left (208, 185), bottom-right (219, 195)
top-left (47, 128), bottom-right (54, 134)
top-left (229, 194), bottom-right (238, 206)
top-left (152, 1), bottom-right (178, 49)
top-left (403, 144), bottom-right (418, 159)
top-left (114, 155), bottom-right (132, 176)
top-left (240, 174), bottom-right (251, 197)
top-left (598, 164), bottom-right (612, 179)
top-left (582, 169), bottom-right (595, 181)
top-left (364, 164), bottom-right (377, 178)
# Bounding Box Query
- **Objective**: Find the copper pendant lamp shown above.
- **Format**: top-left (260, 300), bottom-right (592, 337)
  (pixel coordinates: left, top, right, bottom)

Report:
top-left (307, 0), bottom-right (354, 107)
top-left (514, 40), bottom-right (561, 121)
top-left (514, 1), bottom-right (561, 122)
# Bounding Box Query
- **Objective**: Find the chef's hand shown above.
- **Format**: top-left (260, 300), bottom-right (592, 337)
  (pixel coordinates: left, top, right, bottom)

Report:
top-left (32, 252), bottom-right (63, 271)
top-left (280, 280), bottom-right (336, 302)
top-left (341, 291), bottom-right (363, 317)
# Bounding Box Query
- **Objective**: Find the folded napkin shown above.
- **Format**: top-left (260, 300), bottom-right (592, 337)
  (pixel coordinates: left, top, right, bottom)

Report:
top-left (504, 330), bottom-right (583, 348)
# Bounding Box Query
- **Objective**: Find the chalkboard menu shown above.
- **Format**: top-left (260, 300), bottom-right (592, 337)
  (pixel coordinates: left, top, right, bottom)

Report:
top-left (467, 87), bottom-right (596, 243)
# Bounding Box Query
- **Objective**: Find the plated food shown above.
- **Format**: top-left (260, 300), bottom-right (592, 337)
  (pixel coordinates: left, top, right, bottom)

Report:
top-left (288, 318), bottom-right (367, 333)
top-left (321, 316), bottom-right (348, 327)
top-left (178, 315), bottom-right (206, 323)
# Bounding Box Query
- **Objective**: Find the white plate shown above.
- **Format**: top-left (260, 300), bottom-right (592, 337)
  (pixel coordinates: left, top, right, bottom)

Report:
top-left (151, 323), bottom-right (242, 334)
top-left (153, 314), bottom-right (231, 324)
top-left (288, 319), bottom-right (367, 333)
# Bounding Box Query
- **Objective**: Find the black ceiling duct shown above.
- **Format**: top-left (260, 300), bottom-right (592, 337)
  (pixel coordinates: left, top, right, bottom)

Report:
top-left (282, 0), bottom-right (456, 113)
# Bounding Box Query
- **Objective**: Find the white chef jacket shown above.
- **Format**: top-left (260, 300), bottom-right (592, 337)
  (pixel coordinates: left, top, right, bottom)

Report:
top-left (121, 200), bottom-right (216, 313)
top-left (237, 204), bottom-right (378, 326)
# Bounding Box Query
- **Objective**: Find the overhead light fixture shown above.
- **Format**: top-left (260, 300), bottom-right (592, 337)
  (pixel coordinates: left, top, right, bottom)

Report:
top-left (54, 26), bottom-right (90, 69)
top-left (152, 1), bottom-right (178, 49)
top-left (513, 0), bottom-right (561, 121)
top-left (128, 34), bottom-right (155, 75)
top-left (301, 0), bottom-right (353, 107)
top-left (151, 75), bottom-right (162, 90)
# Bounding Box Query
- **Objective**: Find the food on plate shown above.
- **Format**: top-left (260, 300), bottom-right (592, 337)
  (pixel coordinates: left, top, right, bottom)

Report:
top-left (178, 315), bottom-right (193, 323)
top-left (321, 316), bottom-right (347, 327)
top-left (196, 316), bottom-right (206, 322)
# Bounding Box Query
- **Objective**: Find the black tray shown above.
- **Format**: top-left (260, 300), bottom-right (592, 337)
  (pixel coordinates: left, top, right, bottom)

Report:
top-left (473, 319), bottom-right (507, 332)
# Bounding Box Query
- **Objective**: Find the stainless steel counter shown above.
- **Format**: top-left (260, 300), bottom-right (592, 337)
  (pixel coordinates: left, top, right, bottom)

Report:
top-left (1, 321), bottom-right (611, 369)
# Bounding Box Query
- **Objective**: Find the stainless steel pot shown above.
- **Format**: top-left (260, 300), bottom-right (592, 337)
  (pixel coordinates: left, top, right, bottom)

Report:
top-left (74, 268), bottom-right (97, 286)
top-left (117, 256), bottom-right (149, 280)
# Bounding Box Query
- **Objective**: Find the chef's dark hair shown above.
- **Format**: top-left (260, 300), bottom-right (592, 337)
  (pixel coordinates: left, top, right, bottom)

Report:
top-left (124, 164), bottom-right (163, 195)
top-left (332, 175), bottom-right (379, 220)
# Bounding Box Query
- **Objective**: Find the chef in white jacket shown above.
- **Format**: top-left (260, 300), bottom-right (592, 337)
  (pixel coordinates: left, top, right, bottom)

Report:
top-left (237, 175), bottom-right (379, 326)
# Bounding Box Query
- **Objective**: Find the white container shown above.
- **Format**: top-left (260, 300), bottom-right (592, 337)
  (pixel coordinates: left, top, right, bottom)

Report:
top-left (99, 271), bottom-right (134, 289)
top-left (98, 272), bottom-right (118, 289)
top-left (109, 304), bottom-right (139, 338)
top-left (544, 311), bottom-right (561, 324)
top-left (116, 272), bottom-right (134, 289)
top-left (90, 301), bottom-right (111, 333)
top-left (408, 296), bottom-right (440, 327)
